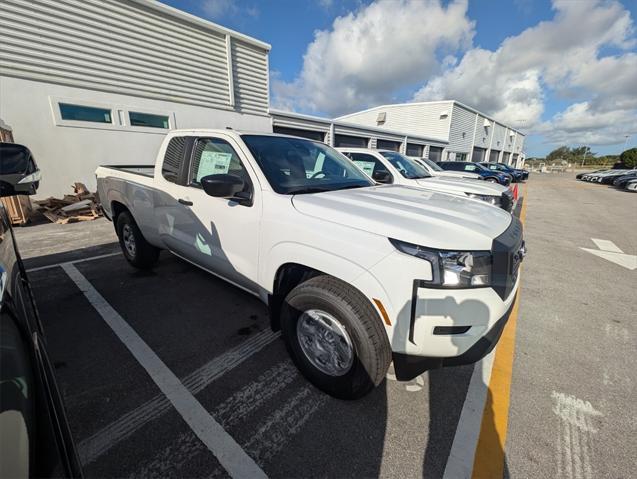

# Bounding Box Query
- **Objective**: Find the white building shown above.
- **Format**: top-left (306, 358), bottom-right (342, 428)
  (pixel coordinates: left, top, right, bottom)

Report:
top-left (0, 0), bottom-right (272, 196)
top-left (336, 100), bottom-right (526, 167)
top-left (271, 109), bottom-right (447, 157)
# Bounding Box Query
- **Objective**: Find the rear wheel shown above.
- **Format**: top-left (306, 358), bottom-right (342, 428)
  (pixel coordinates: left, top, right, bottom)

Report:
top-left (281, 275), bottom-right (391, 399)
top-left (116, 211), bottom-right (159, 269)
top-left (485, 177), bottom-right (499, 183)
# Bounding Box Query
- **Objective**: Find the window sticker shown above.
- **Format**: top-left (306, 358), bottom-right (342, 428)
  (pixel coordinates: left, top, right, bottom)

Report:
top-left (196, 151), bottom-right (233, 181)
top-left (353, 160), bottom-right (375, 177)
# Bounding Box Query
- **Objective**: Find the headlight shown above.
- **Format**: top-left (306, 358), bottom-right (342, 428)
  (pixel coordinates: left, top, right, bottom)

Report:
top-left (466, 193), bottom-right (501, 206)
top-left (389, 239), bottom-right (492, 288)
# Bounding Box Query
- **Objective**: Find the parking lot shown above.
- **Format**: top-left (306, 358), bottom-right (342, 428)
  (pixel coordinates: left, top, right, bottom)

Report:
top-left (17, 173), bottom-right (635, 478)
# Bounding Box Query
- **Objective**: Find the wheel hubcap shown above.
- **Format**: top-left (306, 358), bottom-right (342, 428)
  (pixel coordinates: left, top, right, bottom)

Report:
top-left (296, 309), bottom-right (354, 376)
top-left (122, 224), bottom-right (136, 258)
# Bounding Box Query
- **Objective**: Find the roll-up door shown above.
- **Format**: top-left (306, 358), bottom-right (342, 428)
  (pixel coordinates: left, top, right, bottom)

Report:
top-left (472, 147), bottom-right (486, 162)
top-left (428, 146), bottom-right (443, 162)
top-left (273, 126), bottom-right (326, 142)
top-left (334, 134), bottom-right (369, 148)
top-left (489, 150), bottom-right (500, 162)
top-left (512, 154), bottom-right (519, 166)
top-left (406, 143), bottom-right (423, 157)
top-left (376, 139), bottom-right (402, 151)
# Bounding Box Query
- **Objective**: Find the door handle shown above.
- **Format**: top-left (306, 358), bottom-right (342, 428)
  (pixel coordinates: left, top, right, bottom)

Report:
top-left (178, 198), bottom-right (193, 206)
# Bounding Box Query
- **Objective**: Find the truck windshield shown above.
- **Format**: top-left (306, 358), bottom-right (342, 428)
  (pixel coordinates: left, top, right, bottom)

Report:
top-left (380, 151), bottom-right (431, 179)
top-left (241, 135), bottom-right (374, 194)
top-left (420, 157), bottom-right (444, 172)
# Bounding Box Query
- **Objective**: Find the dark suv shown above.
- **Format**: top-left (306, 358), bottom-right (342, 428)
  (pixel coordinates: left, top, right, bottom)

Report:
top-left (0, 143), bottom-right (82, 478)
top-left (436, 161), bottom-right (512, 186)
top-left (479, 162), bottom-right (529, 182)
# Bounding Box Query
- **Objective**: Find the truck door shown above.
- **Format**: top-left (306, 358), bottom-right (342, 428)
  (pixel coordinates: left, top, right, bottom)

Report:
top-left (155, 135), bottom-right (262, 293)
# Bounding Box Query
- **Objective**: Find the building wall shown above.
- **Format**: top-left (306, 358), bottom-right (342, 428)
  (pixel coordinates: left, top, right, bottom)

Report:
top-left (336, 102), bottom-right (452, 141)
top-left (0, 0), bottom-right (269, 115)
top-left (473, 115), bottom-right (491, 152)
top-left (491, 123), bottom-right (507, 153)
top-left (0, 77), bottom-right (271, 197)
top-left (448, 103), bottom-right (476, 156)
top-left (0, 0), bottom-right (272, 196)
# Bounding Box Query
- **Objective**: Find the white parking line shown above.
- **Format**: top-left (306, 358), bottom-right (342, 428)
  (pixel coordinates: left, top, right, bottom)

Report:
top-left (26, 252), bottom-right (121, 273)
top-left (442, 350), bottom-right (496, 479)
top-left (61, 263), bottom-right (268, 479)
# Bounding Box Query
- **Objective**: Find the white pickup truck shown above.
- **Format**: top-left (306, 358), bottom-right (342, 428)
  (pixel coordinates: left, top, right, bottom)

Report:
top-left (338, 148), bottom-right (514, 211)
top-left (96, 130), bottom-right (525, 399)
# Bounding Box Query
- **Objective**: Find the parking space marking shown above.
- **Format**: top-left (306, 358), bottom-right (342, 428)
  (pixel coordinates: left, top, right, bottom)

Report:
top-left (61, 263), bottom-right (268, 479)
top-left (78, 327), bottom-right (279, 465)
top-left (443, 184), bottom-right (528, 479)
top-left (26, 252), bottom-right (121, 273)
top-left (135, 361), bottom-right (298, 477)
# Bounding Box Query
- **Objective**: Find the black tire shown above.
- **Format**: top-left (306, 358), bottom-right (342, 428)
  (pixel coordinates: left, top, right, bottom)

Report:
top-left (485, 177), bottom-right (499, 183)
top-left (115, 211), bottom-right (159, 269)
top-left (281, 275), bottom-right (391, 399)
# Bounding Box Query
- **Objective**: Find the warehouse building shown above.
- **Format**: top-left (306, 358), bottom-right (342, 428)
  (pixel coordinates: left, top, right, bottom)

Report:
top-left (271, 109), bottom-right (447, 157)
top-left (336, 100), bottom-right (526, 167)
top-left (0, 0), bottom-right (271, 196)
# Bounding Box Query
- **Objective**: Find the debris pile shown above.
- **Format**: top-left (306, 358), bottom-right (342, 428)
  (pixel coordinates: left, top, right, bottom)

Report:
top-left (35, 183), bottom-right (102, 224)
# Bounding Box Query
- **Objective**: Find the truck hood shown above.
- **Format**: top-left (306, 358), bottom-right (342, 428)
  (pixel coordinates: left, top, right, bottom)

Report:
top-left (415, 177), bottom-right (507, 196)
top-left (292, 185), bottom-right (512, 251)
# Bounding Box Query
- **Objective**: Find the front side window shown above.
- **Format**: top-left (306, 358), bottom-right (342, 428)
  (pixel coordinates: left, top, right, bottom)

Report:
top-left (421, 157), bottom-right (443, 172)
top-left (380, 151), bottom-right (431, 179)
top-left (189, 138), bottom-right (251, 193)
top-left (129, 112), bottom-right (169, 129)
top-left (241, 135), bottom-right (373, 194)
top-left (59, 103), bottom-right (112, 123)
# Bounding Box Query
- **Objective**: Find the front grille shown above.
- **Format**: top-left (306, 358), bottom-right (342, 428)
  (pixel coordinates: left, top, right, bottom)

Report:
top-left (500, 191), bottom-right (514, 212)
top-left (491, 217), bottom-right (524, 300)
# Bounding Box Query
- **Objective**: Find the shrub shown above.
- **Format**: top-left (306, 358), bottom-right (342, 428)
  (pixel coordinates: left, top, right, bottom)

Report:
top-left (620, 148), bottom-right (637, 168)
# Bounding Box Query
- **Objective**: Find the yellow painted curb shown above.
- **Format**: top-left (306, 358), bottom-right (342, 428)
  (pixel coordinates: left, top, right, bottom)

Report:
top-left (471, 183), bottom-right (528, 478)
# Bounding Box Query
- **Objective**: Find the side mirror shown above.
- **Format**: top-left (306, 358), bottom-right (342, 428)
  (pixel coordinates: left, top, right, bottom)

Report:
top-left (0, 143), bottom-right (41, 197)
top-left (200, 174), bottom-right (247, 201)
top-left (372, 170), bottom-right (392, 184)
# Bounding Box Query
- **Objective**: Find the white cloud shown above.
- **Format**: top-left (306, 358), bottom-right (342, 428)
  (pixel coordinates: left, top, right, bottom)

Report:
top-left (413, 0), bottom-right (637, 146)
top-left (202, 0), bottom-right (235, 19)
top-left (202, 0), bottom-right (259, 20)
top-left (271, 0), bottom-right (475, 116)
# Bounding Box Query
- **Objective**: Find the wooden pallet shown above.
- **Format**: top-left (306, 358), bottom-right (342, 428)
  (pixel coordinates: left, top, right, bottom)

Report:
top-left (1, 195), bottom-right (33, 226)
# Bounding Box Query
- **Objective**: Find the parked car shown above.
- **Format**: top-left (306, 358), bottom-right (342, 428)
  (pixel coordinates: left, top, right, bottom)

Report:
top-left (437, 161), bottom-right (512, 186)
top-left (0, 143), bottom-right (82, 478)
top-left (410, 157), bottom-right (482, 180)
top-left (599, 169), bottom-right (637, 184)
top-left (625, 178), bottom-right (637, 192)
top-left (96, 131), bottom-right (525, 399)
top-left (612, 171), bottom-right (637, 188)
top-left (478, 162), bottom-right (529, 182)
top-left (338, 148), bottom-right (514, 211)
top-left (576, 169), bottom-right (605, 180)
top-left (580, 169), bottom-right (633, 183)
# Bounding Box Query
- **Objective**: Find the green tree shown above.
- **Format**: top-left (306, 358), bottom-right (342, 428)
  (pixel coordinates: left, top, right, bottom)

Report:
top-left (619, 148), bottom-right (637, 168)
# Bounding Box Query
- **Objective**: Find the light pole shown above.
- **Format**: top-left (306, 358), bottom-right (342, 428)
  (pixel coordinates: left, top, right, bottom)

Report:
top-left (624, 135), bottom-right (630, 151)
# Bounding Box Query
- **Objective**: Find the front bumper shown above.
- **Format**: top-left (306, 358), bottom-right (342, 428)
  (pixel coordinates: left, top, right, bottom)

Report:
top-left (393, 297), bottom-right (516, 380)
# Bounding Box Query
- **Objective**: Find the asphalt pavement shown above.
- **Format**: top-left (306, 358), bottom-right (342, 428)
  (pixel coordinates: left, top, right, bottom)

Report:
top-left (16, 172), bottom-right (636, 478)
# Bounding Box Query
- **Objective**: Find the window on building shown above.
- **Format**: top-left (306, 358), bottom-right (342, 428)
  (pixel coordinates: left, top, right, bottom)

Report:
top-left (273, 126), bottom-right (326, 142)
top-left (406, 143), bottom-right (423, 157)
top-left (129, 111), bottom-right (170, 129)
top-left (59, 103), bottom-right (112, 123)
top-left (377, 139), bottom-right (402, 152)
top-left (456, 153), bottom-right (467, 161)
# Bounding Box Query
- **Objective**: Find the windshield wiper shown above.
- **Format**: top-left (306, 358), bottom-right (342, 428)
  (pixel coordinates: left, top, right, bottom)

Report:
top-left (287, 187), bottom-right (330, 195)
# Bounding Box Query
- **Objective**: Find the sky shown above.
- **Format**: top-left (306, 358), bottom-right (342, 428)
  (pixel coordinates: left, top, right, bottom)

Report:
top-left (162, 0), bottom-right (637, 157)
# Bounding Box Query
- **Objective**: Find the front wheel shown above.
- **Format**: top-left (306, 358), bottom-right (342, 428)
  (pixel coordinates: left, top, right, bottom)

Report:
top-left (116, 211), bottom-right (159, 269)
top-left (485, 177), bottom-right (499, 183)
top-left (281, 276), bottom-right (391, 399)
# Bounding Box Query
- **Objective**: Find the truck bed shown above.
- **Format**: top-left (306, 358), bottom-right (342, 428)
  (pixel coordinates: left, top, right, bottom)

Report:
top-left (98, 165), bottom-right (154, 178)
